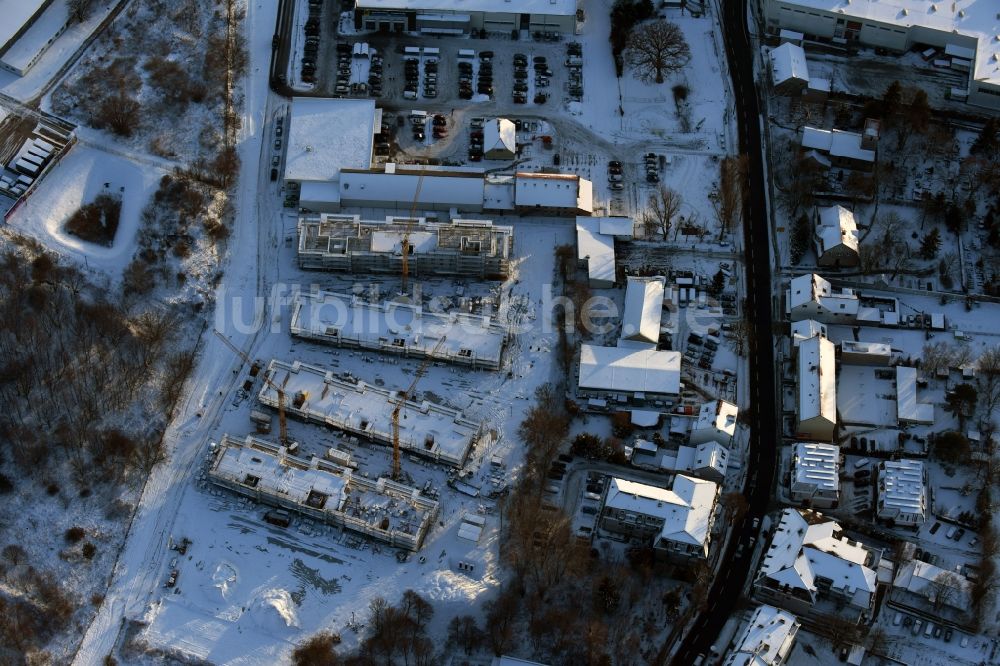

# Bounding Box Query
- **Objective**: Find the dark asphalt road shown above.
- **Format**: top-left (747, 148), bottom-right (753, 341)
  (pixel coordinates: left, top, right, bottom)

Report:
top-left (670, 0), bottom-right (779, 662)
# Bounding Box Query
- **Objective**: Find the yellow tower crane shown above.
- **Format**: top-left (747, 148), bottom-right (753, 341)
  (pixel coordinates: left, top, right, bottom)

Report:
top-left (213, 330), bottom-right (289, 446)
top-left (399, 172), bottom-right (426, 295)
top-left (391, 336), bottom-right (446, 480)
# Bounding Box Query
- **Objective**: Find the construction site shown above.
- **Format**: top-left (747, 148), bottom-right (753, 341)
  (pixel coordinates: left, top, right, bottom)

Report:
top-left (289, 289), bottom-right (508, 370)
top-left (207, 435), bottom-right (439, 551)
top-left (257, 359), bottom-right (488, 468)
top-left (296, 213), bottom-right (514, 279)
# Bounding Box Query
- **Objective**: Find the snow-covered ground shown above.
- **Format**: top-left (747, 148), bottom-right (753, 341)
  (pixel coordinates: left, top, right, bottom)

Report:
top-left (6, 144), bottom-right (165, 274)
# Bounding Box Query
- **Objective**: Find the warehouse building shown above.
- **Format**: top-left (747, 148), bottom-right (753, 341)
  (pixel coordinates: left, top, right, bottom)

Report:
top-left (0, 0), bottom-right (70, 76)
top-left (352, 0), bottom-right (578, 36)
top-left (575, 217), bottom-right (618, 288)
top-left (208, 435), bottom-right (439, 550)
top-left (284, 98), bottom-right (381, 212)
top-left (762, 0), bottom-right (1000, 111)
top-left (577, 344), bottom-right (681, 408)
top-left (297, 214), bottom-right (513, 279)
top-left (289, 289), bottom-right (508, 370)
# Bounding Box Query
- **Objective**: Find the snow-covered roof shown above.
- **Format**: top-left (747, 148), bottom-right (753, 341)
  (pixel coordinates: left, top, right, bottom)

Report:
top-left (356, 0), bottom-right (577, 16)
top-left (724, 605), bottom-right (800, 666)
top-left (788, 273), bottom-right (859, 319)
top-left (816, 205), bottom-right (859, 255)
top-left (597, 216), bottom-right (635, 238)
top-left (791, 319), bottom-right (826, 347)
top-left (483, 118), bottom-right (516, 156)
top-left (515, 172), bottom-right (593, 213)
top-left (770, 42), bottom-right (810, 85)
top-left (213, 436), bottom-right (349, 508)
top-left (0, 0), bottom-right (50, 52)
top-left (801, 127), bottom-right (875, 163)
top-left (675, 441), bottom-right (730, 480)
top-left (840, 340), bottom-right (891, 361)
top-left (877, 459), bottom-right (927, 520)
top-left (836, 366), bottom-right (897, 427)
top-left (896, 366), bottom-right (934, 424)
top-left (691, 399), bottom-right (739, 444)
top-left (339, 170), bottom-right (486, 209)
top-left (769, 0), bottom-right (1000, 87)
top-left (797, 335), bottom-right (837, 428)
top-left (578, 344), bottom-right (681, 396)
top-left (284, 98), bottom-right (378, 182)
top-left (758, 509), bottom-right (877, 604)
top-left (892, 560), bottom-right (971, 611)
top-left (208, 435), bottom-right (438, 550)
top-left (575, 217), bottom-right (616, 285)
top-left (0, 0), bottom-right (67, 72)
top-left (260, 360), bottom-right (483, 467)
top-left (621, 276), bottom-right (664, 344)
top-left (791, 442), bottom-right (840, 495)
top-left (290, 290), bottom-right (507, 369)
top-left (604, 475), bottom-right (718, 550)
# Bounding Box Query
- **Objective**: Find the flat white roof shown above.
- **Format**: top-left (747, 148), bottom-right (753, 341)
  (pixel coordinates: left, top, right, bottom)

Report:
top-left (841, 340), bottom-right (891, 358)
top-left (515, 172), bottom-right (592, 212)
top-left (290, 290), bottom-right (506, 367)
top-left (801, 127), bottom-right (875, 163)
top-left (355, 0), bottom-right (577, 17)
top-left (836, 366), bottom-right (897, 427)
top-left (597, 216), bottom-right (635, 237)
top-left (604, 475), bottom-right (717, 549)
top-left (769, 0), bottom-right (1000, 85)
top-left (621, 276), bottom-right (664, 344)
top-left (0, 0), bottom-right (66, 71)
top-left (727, 605), bottom-right (799, 666)
top-left (340, 171), bottom-right (486, 208)
top-left (797, 335), bottom-right (837, 426)
top-left (770, 42), bottom-right (809, 84)
top-left (792, 442), bottom-right (839, 493)
top-left (285, 98), bottom-right (378, 182)
top-left (0, 0), bottom-right (50, 52)
top-left (260, 360), bottom-right (481, 466)
top-left (575, 217), bottom-right (616, 285)
top-left (878, 459), bottom-right (926, 518)
top-left (896, 366), bottom-right (934, 424)
top-left (579, 344), bottom-right (681, 396)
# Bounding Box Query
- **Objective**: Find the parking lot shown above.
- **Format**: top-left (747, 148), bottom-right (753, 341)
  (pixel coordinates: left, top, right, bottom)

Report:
top-left (307, 30), bottom-right (584, 114)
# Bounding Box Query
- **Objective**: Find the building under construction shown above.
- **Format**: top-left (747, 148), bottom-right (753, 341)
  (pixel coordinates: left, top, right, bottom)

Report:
top-left (296, 214), bottom-right (513, 280)
top-left (207, 434), bottom-right (439, 551)
top-left (290, 289), bottom-right (508, 370)
top-left (258, 359), bottom-right (485, 467)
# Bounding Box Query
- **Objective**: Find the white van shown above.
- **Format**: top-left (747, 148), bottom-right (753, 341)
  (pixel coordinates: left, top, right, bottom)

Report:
top-left (854, 458), bottom-right (871, 470)
top-left (458, 49), bottom-right (475, 59)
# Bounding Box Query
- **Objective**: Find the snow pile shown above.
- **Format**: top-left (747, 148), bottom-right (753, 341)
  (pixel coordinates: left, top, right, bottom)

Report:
top-left (244, 588), bottom-right (300, 632)
top-left (203, 561), bottom-right (239, 605)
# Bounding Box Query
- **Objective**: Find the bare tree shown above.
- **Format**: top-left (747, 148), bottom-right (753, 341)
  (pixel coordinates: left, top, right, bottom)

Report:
top-left (712, 155), bottom-right (749, 235)
top-left (484, 586), bottom-right (519, 656)
top-left (927, 570), bottom-right (965, 611)
top-left (446, 615), bottom-right (480, 656)
top-left (625, 20), bottom-right (691, 84)
top-left (67, 0), bottom-right (96, 23)
top-left (977, 345), bottom-right (1000, 417)
top-left (643, 186), bottom-right (682, 240)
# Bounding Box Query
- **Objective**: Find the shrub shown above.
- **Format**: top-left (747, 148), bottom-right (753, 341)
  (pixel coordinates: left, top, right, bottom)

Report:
top-left (82, 543), bottom-right (97, 559)
top-left (65, 527), bottom-right (85, 543)
top-left (65, 193), bottom-right (122, 246)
